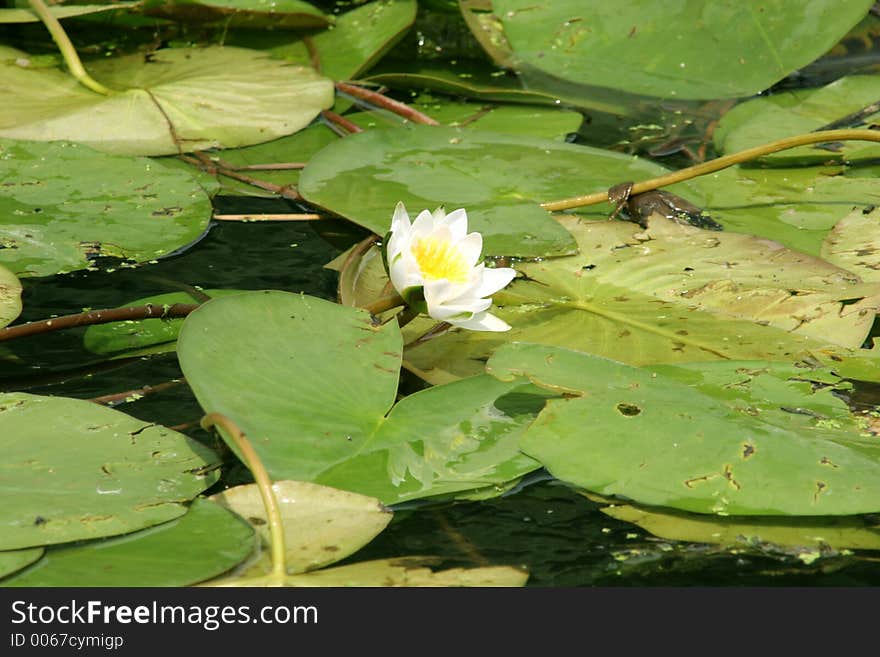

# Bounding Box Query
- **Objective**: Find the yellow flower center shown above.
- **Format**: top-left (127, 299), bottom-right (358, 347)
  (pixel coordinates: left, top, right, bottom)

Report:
top-left (412, 236), bottom-right (469, 283)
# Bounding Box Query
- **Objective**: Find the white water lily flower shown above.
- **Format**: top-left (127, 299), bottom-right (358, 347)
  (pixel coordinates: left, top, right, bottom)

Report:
top-left (386, 202), bottom-right (516, 331)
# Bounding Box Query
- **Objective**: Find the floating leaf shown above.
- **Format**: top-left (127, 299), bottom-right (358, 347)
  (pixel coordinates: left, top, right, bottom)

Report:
top-left (299, 125), bottom-right (679, 258)
top-left (408, 96), bottom-right (583, 140)
top-left (209, 481), bottom-right (392, 575)
top-left (142, 0), bottom-right (329, 29)
top-left (489, 0), bottom-right (874, 100)
top-left (0, 139), bottom-right (212, 277)
top-left (0, 4), bottom-right (135, 23)
top-left (489, 343), bottom-right (880, 516)
top-left (0, 499), bottom-right (254, 587)
top-left (403, 214), bottom-right (880, 383)
top-left (822, 206), bottom-right (880, 282)
top-left (0, 548), bottom-right (43, 579)
top-left (0, 265), bottom-right (21, 328)
top-left (0, 393), bottom-right (220, 550)
top-left (686, 163), bottom-right (880, 257)
top-left (283, 556), bottom-right (528, 586)
top-left (714, 74), bottom-right (880, 164)
top-left (0, 45), bottom-right (334, 156)
top-left (177, 291), bottom-right (541, 504)
top-left (83, 290), bottom-right (249, 355)
top-left (272, 0), bottom-right (417, 80)
top-left (600, 503), bottom-right (880, 552)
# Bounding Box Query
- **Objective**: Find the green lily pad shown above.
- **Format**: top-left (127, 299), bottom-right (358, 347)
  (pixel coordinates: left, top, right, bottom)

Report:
top-left (365, 60), bottom-right (636, 116)
top-left (0, 548), bottom-right (43, 579)
top-left (272, 0), bottom-right (417, 80)
top-left (489, 0), bottom-right (874, 100)
top-left (0, 393), bottom-right (220, 550)
top-left (822, 206), bottom-right (880, 281)
top-left (0, 265), bottom-right (21, 328)
top-left (402, 214), bottom-right (880, 384)
top-left (0, 45), bottom-right (334, 156)
top-left (298, 125), bottom-right (681, 258)
top-left (601, 502), bottom-right (880, 552)
top-left (489, 342), bottom-right (880, 516)
top-left (0, 4), bottom-right (135, 23)
top-left (0, 138), bottom-right (212, 277)
top-left (83, 289), bottom-right (249, 355)
top-left (687, 164), bottom-right (880, 257)
top-left (209, 481), bottom-right (392, 575)
top-left (283, 556), bottom-right (529, 586)
top-left (142, 0), bottom-right (329, 28)
top-left (409, 95), bottom-right (583, 140)
top-left (714, 74), bottom-right (880, 164)
top-left (0, 499), bottom-right (254, 586)
top-left (177, 291), bottom-right (541, 504)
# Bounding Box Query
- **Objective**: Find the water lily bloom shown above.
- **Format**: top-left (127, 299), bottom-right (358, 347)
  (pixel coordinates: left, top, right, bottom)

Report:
top-left (385, 202), bottom-right (516, 331)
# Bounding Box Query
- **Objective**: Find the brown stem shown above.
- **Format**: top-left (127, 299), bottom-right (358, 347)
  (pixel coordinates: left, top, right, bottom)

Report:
top-left (212, 213), bottom-right (322, 222)
top-left (541, 128), bottom-right (880, 212)
top-left (90, 378), bottom-right (186, 406)
top-left (179, 154), bottom-right (300, 201)
top-left (335, 82), bottom-right (439, 126)
top-left (363, 293), bottom-right (405, 316)
top-left (0, 304), bottom-right (199, 342)
top-left (322, 109), bottom-right (363, 134)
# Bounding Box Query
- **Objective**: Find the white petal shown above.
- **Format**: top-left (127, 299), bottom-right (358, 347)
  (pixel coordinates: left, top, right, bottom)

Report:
top-left (456, 232), bottom-right (483, 268)
top-left (444, 208), bottom-right (469, 241)
top-left (411, 209), bottom-right (436, 238)
top-left (448, 310), bottom-right (511, 332)
top-left (427, 298), bottom-right (493, 321)
top-left (431, 206), bottom-right (447, 222)
top-left (390, 202), bottom-right (411, 233)
top-left (389, 251), bottom-right (421, 292)
top-left (423, 278), bottom-right (473, 307)
top-left (473, 266), bottom-right (516, 298)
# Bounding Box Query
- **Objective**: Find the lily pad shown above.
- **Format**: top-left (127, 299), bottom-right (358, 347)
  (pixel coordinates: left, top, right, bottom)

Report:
top-left (488, 342), bottom-right (880, 515)
top-left (299, 125), bottom-right (680, 258)
top-left (402, 214), bottom-right (880, 384)
top-left (83, 289), bottom-right (249, 355)
top-left (283, 556), bottom-right (528, 586)
top-left (0, 4), bottom-right (135, 23)
top-left (0, 45), bottom-right (334, 156)
top-left (0, 265), bottom-right (21, 328)
top-left (0, 548), bottom-right (43, 579)
top-left (209, 481), bottom-right (392, 575)
top-left (142, 0), bottom-right (329, 29)
top-left (0, 392), bottom-right (220, 550)
top-left (821, 206), bottom-right (880, 282)
top-left (600, 503), bottom-right (880, 552)
top-left (0, 138), bottom-right (213, 277)
top-left (272, 0), bottom-right (417, 80)
top-left (687, 164), bottom-right (880, 257)
top-left (177, 291), bottom-right (541, 503)
top-left (0, 499), bottom-right (254, 587)
top-left (489, 0), bottom-right (874, 100)
top-left (714, 74), bottom-right (880, 164)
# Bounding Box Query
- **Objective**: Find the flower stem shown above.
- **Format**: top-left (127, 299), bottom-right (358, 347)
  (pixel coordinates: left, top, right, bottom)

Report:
top-left (27, 0), bottom-right (113, 95)
top-left (363, 293), bottom-right (405, 316)
top-left (0, 303), bottom-right (199, 342)
top-left (200, 413), bottom-right (287, 582)
top-left (541, 129), bottom-right (880, 212)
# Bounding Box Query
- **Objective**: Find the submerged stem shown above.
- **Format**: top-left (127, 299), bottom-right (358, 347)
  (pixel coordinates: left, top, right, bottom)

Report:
top-left (27, 0), bottom-right (113, 95)
top-left (541, 129), bottom-right (880, 212)
top-left (201, 413), bottom-right (287, 582)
